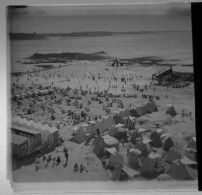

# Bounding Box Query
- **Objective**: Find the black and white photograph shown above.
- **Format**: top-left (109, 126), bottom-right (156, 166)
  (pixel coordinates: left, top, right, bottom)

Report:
top-left (7, 2), bottom-right (197, 190)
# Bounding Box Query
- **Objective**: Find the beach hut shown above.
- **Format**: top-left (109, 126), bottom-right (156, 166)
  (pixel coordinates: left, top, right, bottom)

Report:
top-left (15, 94), bottom-right (22, 100)
top-left (33, 90), bottom-right (39, 97)
top-left (12, 133), bottom-right (28, 158)
top-left (27, 91), bottom-right (34, 98)
top-left (48, 126), bottom-right (59, 145)
top-left (165, 160), bottom-right (196, 180)
top-left (21, 92), bottom-right (28, 99)
top-left (164, 147), bottom-right (181, 164)
top-left (11, 125), bottom-right (42, 155)
top-left (111, 165), bottom-right (122, 181)
top-left (166, 104), bottom-right (177, 116)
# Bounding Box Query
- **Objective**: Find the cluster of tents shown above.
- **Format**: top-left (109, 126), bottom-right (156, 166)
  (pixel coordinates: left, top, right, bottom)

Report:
top-left (92, 125), bottom-right (197, 181)
top-left (71, 100), bottom-right (196, 181)
top-left (12, 116), bottom-right (59, 147)
top-left (12, 88), bottom-right (54, 100)
top-left (73, 102), bottom-right (158, 144)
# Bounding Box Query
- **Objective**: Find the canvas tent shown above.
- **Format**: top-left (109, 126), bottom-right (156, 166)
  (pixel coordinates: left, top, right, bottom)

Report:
top-left (164, 147), bottom-right (181, 164)
top-left (165, 160), bottom-right (196, 180)
top-left (128, 148), bottom-right (141, 170)
top-left (124, 116), bottom-right (136, 130)
top-left (73, 126), bottom-right (86, 144)
top-left (141, 156), bottom-right (155, 174)
top-left (144, 102), bottom-right (158, 114)
top-left (135, 141), bottom-right (148, 156)
top-left (149, 131), bottom-right (162, 148)
top-left (93, 135), bottom-right (119, 158)
top-left (135, 106), bottom-right (146, 117)
top-left (156, 174), bottom-right (173, 181)
top-left (128, 107), bottom-right (138, 117)
top-left (162, 136), bottom-right (174, 152)
top-left (186, 137), bottom-right (196, 150)
top-left (166, 104), bottom-right (177, 116)
top-left (113, 113), bottom-right (123, 124)
top-left (130, 131), bottom-right (141, 145)
top-left (107, 152), bottom-right (124, 168)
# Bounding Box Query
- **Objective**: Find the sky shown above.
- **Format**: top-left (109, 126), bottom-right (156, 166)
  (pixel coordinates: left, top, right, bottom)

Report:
top-left (8, 3), bottom-right (192, 33)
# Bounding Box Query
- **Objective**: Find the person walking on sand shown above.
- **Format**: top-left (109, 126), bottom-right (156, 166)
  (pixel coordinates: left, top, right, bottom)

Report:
top-left (65, 151), bottom-right (69, 164)
top-left (74, 163), bottom-right (79, 172)
top-left (189, 111), bottom-right (192, 119)
top-left (35, 157), bottom-right (40, 171)
top-left (63, 146), bottom-right (68, 154)
top-left (80, 164), bottom-right (84, 173)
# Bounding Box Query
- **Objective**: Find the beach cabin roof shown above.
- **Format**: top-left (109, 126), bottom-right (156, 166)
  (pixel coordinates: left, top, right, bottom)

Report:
top-left (12, 125), bottom-right (41, 135)
top-left (41, 124), bottom-right (50, 131)
top-left (12, 134), bottom-right (28, 145)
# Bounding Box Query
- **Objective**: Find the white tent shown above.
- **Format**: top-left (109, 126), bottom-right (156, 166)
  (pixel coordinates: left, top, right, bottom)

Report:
top-left (73, 126), bottom-right (86, 144)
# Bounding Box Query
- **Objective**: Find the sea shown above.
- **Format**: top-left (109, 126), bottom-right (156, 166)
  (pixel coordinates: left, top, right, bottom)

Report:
top-left (9, 31), bottom-right (193, 73)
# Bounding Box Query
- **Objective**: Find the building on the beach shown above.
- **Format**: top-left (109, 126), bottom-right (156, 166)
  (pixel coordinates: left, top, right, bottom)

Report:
top-left (11, 125), bottom-right (42, 157)
top-left (153, 66), bottom-right (173, 81)
top-left (12, 133), bottom-right (29, 158)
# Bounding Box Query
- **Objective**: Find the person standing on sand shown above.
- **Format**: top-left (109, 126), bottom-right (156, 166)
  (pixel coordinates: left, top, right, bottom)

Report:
top-left (80, 164), bottom-right (84, 173)
top-left (189, 111), bottom-right (192, 119)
